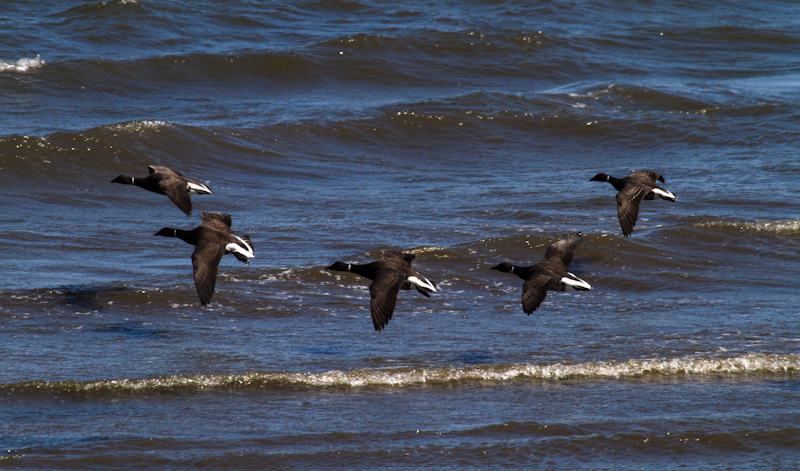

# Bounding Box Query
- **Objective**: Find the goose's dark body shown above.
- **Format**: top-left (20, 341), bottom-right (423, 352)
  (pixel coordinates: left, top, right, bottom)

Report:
top-left (492, 234), bottom-right (591, 314)
top-left (154, 212), bottom-right (254, 306)
top-left (111, 165), bottom-right (212, 216)
top-left (326, 251), bottom-right (437, 331)
top-left (590, 169), bottom-right (677, 237)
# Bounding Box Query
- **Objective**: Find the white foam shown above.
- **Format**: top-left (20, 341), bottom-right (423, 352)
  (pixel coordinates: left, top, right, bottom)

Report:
top-left (108, 120), bottom-right (171, 132)
top-left (703, 219), bottom-right (800, 235)
top-left (26, 353), bottom-right (800, 393)
top-left (0, 55), bottom-right (45, 73)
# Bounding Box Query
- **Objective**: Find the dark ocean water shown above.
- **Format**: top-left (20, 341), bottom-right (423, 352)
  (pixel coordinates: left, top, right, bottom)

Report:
top-left (2, 0), bottom-right (800, 468)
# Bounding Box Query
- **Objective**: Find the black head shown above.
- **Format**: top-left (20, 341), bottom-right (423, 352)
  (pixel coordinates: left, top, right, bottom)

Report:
top-left (589, 173), bottom-right (610, 182)
top-left (110, 175), bottom-right (132, 184)
top-left (490, 262), bottom-right (514, 273)
top-left (154, 228), bottom-right (177, 237)
top-left (326, 261), bottom-right (350, 272)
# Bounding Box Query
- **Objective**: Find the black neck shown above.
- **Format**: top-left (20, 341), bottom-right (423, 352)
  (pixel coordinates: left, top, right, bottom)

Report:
top-left (161, 228), bottom-right (194, 244)
top-left (607, 175), bottom-right (625, 191)
top-left (174, 229), bottom-right (194, 244)
top-left (135, 175), bottom-right (156, 189)
top-left (510, 265), bottom-right (532, 280)
top-left (349, 262), bottom-right (378, 280)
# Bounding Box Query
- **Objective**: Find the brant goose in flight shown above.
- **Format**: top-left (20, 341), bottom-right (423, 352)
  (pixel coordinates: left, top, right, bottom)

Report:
top-left (154, 212), bottom-right (254, 306)
top-left (590, 169), bottom-right (677, 237)
top-left (326, 251), bottom-right (437, 331)
top-left (492, 233), bottom-right (591, 314)
top-left (111, 165), bottom-right (212, 216)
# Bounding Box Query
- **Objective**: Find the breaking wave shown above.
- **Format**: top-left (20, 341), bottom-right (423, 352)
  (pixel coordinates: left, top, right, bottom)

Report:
top-left (700, 219), bottom-right (800, 235)
top-left (0, 55), bottom-right (45, 73)
top-left (6, 353), bottom-right (798, 395)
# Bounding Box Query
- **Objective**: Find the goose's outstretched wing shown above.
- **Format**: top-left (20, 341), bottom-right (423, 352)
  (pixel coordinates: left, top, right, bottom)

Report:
top-left (522, 274), bottom-right (552, 314)
top-left (369, 271), bottom-right (404, 331)
top-left (616, 184), bottom-right (649, 237)
top-left (191, 241), bottom-right (225, 306)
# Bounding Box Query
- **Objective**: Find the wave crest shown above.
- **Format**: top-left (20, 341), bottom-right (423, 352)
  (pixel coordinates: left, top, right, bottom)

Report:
top-left (5, 354), bottom-right (797, 395)
top-left (701, 219), bottom-right (800, 235)
top-left (0, 55), bottom-right (45, 73)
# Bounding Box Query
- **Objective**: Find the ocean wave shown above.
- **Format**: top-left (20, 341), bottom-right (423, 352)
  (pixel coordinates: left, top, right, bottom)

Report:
top-left (348, 85), bottom-right (742, 144)
top-left (2, 51), bottom-right (324, 98)
top-left (105, 119), bottom-right (173, 133)
top-left (696, 25), bottom-right (800, 46)
top-left (0, 55), bottom-right (45, 73)
top-left (5, 354), bottom-right (797, 395)
top-left (0, 120), bottom-right (231, 175)
top-left (321, 29), bottom-right (560, 59)
top-left (388, 84), bottom-right (718, 122)
top-left (52, 0), bottom-right (144, 22)
top-left (699, 219), bottom-right (800, 235)
top-left (563, 83), bottom-right (715, 114)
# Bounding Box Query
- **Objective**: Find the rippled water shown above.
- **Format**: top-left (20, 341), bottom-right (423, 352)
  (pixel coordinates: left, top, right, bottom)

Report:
top-left (2, 0), bottom-right (800, 469)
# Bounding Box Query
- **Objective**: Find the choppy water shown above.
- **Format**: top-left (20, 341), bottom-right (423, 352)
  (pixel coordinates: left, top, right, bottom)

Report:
top-left (2, 0), bottom-right (800, 469)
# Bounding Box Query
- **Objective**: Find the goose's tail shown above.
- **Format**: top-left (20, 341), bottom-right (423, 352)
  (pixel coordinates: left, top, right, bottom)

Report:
top-left (407, 275), bottom-right (437, 297)
top-left (651, 187), bottom-right (677, 202)
top-left (560, 273), bottom-right (592, 291)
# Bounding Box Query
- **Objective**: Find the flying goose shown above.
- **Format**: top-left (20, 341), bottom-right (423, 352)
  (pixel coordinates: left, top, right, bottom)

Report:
top-left (492, 233), bottom-right (591, 314)
top-left (327, 251), bottom-right (437, 331)
top-left (154, 212), bottom-right (254, 306)
top-left (590, 169), bottom-right (677, 237)
top-left (111, 165), bottom-right (212, 216)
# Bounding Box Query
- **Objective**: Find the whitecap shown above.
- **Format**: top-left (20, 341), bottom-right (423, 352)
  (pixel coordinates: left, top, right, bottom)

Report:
top-left (0, 55), bottom-right (45, 73)
top-left (11, 353), bottom-right (799, 394)
top-left (701, 219), bottom-right (800, 235)
top-left (107, 120), bottom-right (172, 133)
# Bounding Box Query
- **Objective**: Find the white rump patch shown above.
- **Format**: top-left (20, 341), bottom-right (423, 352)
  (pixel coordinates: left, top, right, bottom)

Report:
top-left (227, 236), bottom-right (254, 263)
top-left (407, 275), bottom-right (437, 293)
top-left (187, 181), bottom-right (213, 195)
top-left (651, 187), bottom-right (677, 201)
top-left (561, 273), bottom-right (592, 291)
